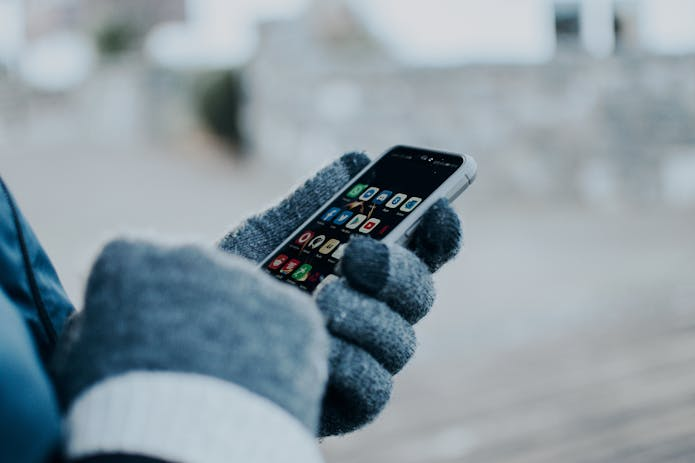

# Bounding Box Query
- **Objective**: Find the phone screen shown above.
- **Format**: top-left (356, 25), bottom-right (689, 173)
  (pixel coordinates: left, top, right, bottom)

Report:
top-left (261, 147), bottom-right (464, 293)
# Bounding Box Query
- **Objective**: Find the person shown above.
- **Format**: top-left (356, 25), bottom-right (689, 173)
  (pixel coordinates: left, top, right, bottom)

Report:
top-left (0, 152), bottom-right (463, 463)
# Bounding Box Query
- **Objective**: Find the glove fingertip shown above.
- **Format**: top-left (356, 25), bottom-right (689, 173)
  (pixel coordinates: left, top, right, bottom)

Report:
top-left (340, 236), bottom-right (389, 295)
top-left (409, 198), bottom-right (462, 272)
top-left (319, 338), bottom-right (392, 436)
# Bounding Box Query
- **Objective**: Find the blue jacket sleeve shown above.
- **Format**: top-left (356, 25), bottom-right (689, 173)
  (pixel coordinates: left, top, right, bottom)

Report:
top-left (0, 176), bottom-right (75, 364)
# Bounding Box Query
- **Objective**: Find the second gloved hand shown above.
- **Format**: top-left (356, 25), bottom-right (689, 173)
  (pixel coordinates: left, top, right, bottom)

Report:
top-left (316, 198), bottom-right (461, 436)
top-left (219, 152), bottom-right (463, 437)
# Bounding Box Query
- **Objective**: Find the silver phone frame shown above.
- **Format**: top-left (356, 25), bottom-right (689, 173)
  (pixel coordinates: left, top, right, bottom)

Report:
top-left (259, 145), bottom-right (477, 279)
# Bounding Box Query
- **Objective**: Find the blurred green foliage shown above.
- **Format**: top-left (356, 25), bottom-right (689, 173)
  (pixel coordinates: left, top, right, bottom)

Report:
top-left (96, 21), bottom-right (139, 57)
top-left (194, 71), bottom-right (245, 151)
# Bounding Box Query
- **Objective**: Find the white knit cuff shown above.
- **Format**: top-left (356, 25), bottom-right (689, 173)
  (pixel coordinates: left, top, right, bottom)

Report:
top-left (64, 371), bottom-right (323, 463)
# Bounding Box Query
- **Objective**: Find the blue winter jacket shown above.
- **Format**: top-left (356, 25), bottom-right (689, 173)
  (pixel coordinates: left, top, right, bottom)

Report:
top-left (0, 176), bottom-right (75, 462)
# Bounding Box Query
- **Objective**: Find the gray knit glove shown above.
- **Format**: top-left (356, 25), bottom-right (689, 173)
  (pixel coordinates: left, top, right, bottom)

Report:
top-left (52, 240), bottom-right (328, 462)
top-left (219, 152), bottom-right (462, 436)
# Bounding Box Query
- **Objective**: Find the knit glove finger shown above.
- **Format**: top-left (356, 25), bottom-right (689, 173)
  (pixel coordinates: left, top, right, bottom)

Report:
top-left (52, 239), bottom-right (329, 463)
top-left (406, 198), bottom-right (463, 272)
top-left (317, 279), bottom-right (415, 375)
top-left (340, 199), bottom-right (461, 323)
top-left (320, 337), bottom-right (392, 437)
top-left (315, 280), bottom-right (413, 437)
top-left (340, 236), bottom-right (435, 324)
top-left (219, 152), bottom-right (370, 262)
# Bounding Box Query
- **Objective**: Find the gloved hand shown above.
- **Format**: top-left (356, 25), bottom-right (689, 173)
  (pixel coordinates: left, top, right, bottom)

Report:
top-left (219, 152), bottom-right (463, 436)
top-left (52, 240), bottom-right (329, 463)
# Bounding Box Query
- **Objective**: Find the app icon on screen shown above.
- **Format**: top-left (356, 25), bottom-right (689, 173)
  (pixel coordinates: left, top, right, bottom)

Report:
top-left (333, 210), bottom-right (354, 225)
top-left (400, 197), bottom-right (422, 213)
top-left (294, 230), bottom-right (315, 246)
top-left (307, 271), bottom-right (323, 284)
top-left (359, 187), bottom-right (379, 201)
top-left (386, 193), bottom-right (407, 208)
top-left (345, 214), bottom-right (367, 229)
top-left (321, 207), bottom-right (341, 222)
top-left (359, 218), bottom-right (381, 233)
top-left (291, 264), bottom-right (313, 282)
top-left (280, 259), bottom-right (301, 275)
top-left (346, 184), bottom-right (368, 199)
top-left (308, 235), bottom-right (326, 249)
top-left (319, 239), bottom-right (341, 254)
top-left (373, 190), bottom-right (393, 205)
top-left (268, 254), bottom-right (288, 270)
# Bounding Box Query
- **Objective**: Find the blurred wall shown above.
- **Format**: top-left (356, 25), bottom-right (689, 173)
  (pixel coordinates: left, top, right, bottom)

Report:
top-left (247, 11), bottom-right (695, 207)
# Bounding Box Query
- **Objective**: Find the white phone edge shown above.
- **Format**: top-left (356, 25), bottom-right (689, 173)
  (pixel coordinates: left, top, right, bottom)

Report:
top-left (258, 146), bottom-right (477, 273)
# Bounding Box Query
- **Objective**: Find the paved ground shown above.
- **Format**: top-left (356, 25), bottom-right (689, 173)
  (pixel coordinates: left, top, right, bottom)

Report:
top-left (324, 318), bottom-right (695, 463)
top-left (3, 134), bottom-right (695, 463)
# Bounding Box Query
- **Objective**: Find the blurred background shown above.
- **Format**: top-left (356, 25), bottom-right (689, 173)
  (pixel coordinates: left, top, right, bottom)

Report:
top-left (2, 0), bottom-right (695, 461)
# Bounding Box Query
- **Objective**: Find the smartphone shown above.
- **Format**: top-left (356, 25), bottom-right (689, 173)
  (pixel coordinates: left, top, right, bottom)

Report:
top-left (260, 145), bottom-right (477, 294)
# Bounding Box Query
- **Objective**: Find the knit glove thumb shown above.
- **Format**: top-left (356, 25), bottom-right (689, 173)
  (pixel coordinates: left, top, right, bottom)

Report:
top-left (219, 152), bottom-right (370, 262)
top-left (52, 239), bottom-right (328, 463)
